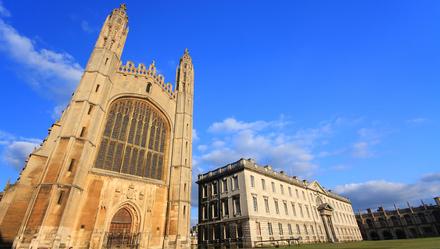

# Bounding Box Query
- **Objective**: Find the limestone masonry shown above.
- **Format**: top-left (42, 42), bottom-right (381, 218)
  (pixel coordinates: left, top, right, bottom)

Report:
top-left (0, 4), bottom-right (193, 249)
top-left (356, 197), bottom-right (440, 240)
top-left (196, 159), bottom-right (362, 248)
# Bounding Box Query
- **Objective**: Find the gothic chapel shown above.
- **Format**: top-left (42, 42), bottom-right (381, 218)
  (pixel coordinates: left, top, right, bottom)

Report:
top-left (0, 4), bottom-right (194, 249)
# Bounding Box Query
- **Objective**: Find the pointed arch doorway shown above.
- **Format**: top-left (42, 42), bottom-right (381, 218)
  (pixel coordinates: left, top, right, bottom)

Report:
top-left (110, 208), bottom-right (132, 234)
top-left (104, 207), bottom-right (141, 249)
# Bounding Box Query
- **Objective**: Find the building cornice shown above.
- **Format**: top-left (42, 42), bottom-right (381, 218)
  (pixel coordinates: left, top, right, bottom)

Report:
top-left (197, 158), bottom-right (351, 203)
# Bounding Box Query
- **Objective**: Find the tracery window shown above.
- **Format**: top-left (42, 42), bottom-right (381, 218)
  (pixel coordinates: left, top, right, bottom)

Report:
top-left (95, 98), bottom-right (169, 180)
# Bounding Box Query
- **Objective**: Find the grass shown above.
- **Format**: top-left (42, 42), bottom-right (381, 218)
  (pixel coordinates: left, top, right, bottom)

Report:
top-left (287, 238), bottom-right (440, 249)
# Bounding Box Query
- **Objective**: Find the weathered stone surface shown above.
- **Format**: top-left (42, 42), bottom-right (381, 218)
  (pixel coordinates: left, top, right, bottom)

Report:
top-left (0, 4), bottom-right (193, 249)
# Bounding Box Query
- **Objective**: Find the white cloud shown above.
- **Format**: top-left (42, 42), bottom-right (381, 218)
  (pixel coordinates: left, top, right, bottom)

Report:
top-left (0, 130), bottom-right (41, 170)
top-left (0, 3), bottom-right (83, 115)
top-left (352, 142), bottom-right (373, 158)
top-left (0, 1), bottom-right (10, 17)
top-left (51, 104), bottom-right (67, 120)
top-left (293, 122), bottom-right (333, 146)
top-left (406, 117), bottom-right (428, 125)
top-left (351, 127), bottom-right (382, 158)
top-left (208, 118), bottom-right (270, 133)
top-left (334, 175), bottom-right (440, 210)
top-left (199, 117), bottom-right (324, 177)
top-left (4, 141), bottom-right (40, 168)
top-left (420, 172), bottom-right (440, 182)
top-left (197, 144), bottom-right (207, 152)
top-left (80, 20), bottom-right (94, 33)
top-left (192, 129), bottom-right (199, 141)
top-left (330, 164), bottom-right (350, 171)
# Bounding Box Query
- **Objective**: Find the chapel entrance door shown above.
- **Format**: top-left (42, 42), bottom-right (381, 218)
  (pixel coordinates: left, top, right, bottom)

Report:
top-left (104, 208), bottom-right (140, 249)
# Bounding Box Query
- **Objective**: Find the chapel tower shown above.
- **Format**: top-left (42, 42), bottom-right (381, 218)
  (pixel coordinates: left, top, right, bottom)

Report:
top-left (0, 4), bottom-right (194, 249)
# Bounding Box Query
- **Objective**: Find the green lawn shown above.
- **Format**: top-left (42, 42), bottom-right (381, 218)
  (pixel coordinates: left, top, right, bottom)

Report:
top-left (288, 238), bottom-right (440, 249)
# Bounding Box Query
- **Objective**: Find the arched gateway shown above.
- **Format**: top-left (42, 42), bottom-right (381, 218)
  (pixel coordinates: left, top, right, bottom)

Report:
top-left (105, 207), bottom-right (140, 248)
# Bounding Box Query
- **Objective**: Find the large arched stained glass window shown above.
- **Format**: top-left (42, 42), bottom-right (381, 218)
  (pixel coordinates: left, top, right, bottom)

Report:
top-left (95, 98), bottom-right (169, 180)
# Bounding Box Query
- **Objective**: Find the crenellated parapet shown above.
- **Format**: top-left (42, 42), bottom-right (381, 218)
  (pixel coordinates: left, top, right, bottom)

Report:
top-left (118, 60), bottom-right (175, 98)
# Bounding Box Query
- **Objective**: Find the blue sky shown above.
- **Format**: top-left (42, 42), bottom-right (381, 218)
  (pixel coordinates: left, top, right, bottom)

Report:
top-left (0, 1), bottom-right (439, 224)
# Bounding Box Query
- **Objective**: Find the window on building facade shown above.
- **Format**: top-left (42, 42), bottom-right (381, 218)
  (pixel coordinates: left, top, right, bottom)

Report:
top-left (291, 202), bottom-right (297, 216)
top-left (283, 201), bottom-right (288, 215)
top-left (304, 224), bottom-right (308, 234)
top-left (202, 185), bottom-right (207, 198)
top-left (211, 201), bottom-right (218, 218)
top-left (310, 225), bottom-right (315, 235)
top-left (253, 195), bottom-right (258, 212)
top-left (271, 182), bottom-right (276, 193)
top-left (222, 178), bottom-right (228, 193)
top-left (288, 224), bottom-right (293, 235)
top-left (274, 199), bottom-right (280, 214)
top-left (280, 184), bottom-right (284, 195)
top-left (278, 223), bottom-right (284, 235)
top-left (404, 214), bottom-right (413, 225)
top-left (221, 199), bottom-right (229, 216)
top-left (201, 227), bottom-right (207, 241)
top-left (264, 197), bottom-right (270, 213)
top-left (306, 205), bottom-right (310, 218)
top-left (80, 127), bottom-right (87, 137)
top-left (299, 204), bottom-right (304, 217)
top-left (256, 221), bottom-right (262, 236)
top-left (390, 216), bottom-right (400, 226)
top-left (250, 175), bottom-right (255, 187)
top-left (220, 198), bottom-right (229, 217)
top-left (221, 224), bottom-right (227, 239)
top-left (232, 175), bottom-right (239, 190)
top-left (268, 222), bottom-right (273, 235)
top-left (295, 189), bottom-right (299, 198)
top-left (202, 205), bottom-right (207, 220)
top-left (296, 224), bottom-right (301, 234)
top-left (212, 182), bottom-right (218, 195)
top-left (302, 191), bottom-right (306, 200)
top-left (233, 196), bottom-right (241, 215)
top-left (230, 223), bottom-right (238, 238)
top-left (418, 213), bottom-right (427, 223)
top-left (211, 226), bottom-right (216, 240)
top-left (288, 187), bottom-right (292, 196)
top-left (261, 178), bottom-right (266, 190)
top-left (57, 191), bottom-right (64, 205)
top-left (94, 98), bottom-right (169, 180)
top-left (67, 159), bottom-right (76, 172)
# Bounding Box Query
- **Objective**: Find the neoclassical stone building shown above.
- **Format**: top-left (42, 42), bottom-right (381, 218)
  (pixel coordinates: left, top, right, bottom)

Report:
top-left (0, 4), bottom-right (193, 249)
top-left (196, 159), bottom-right (362, 248)
top-left (356, 197), bottom-right (440, 240)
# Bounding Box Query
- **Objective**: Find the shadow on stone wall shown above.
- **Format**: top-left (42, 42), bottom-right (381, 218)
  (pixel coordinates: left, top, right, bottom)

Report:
top-left (0, 232), bottom-right (13, 249)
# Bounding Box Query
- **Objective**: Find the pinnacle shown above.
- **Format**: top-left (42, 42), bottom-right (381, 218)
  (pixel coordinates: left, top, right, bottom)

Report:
top-left (120, 3), bottom-right (127, 11)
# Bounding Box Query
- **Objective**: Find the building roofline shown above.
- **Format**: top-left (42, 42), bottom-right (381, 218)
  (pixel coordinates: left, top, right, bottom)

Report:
top-left (197, 158), bottom-right (351, 203)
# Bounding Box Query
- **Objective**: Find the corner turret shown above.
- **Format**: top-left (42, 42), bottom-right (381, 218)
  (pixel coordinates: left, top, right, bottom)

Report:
top-left (176, 49), bottom-right (194, 94)
top-left (94, 3), bottom-right (129, 59)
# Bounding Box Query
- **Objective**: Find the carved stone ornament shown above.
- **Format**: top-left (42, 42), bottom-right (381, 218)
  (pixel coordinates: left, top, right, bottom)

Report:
top-left (126, 184), bottom-right (137, 200)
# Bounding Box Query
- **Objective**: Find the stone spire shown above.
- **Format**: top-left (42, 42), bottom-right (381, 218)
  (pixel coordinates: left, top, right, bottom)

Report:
top-left (176, 48), bottom-right (194, 93)
top-left (94, 3), bottom-right (129, 58)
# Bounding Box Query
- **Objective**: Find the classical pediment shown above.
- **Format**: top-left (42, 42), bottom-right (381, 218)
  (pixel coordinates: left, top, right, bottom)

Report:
top-left (308, 180), bottom-right (327, 194)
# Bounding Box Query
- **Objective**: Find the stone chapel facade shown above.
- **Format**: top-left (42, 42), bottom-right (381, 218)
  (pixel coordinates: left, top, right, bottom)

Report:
top-left (0, 4), bottom-right (193, 249)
